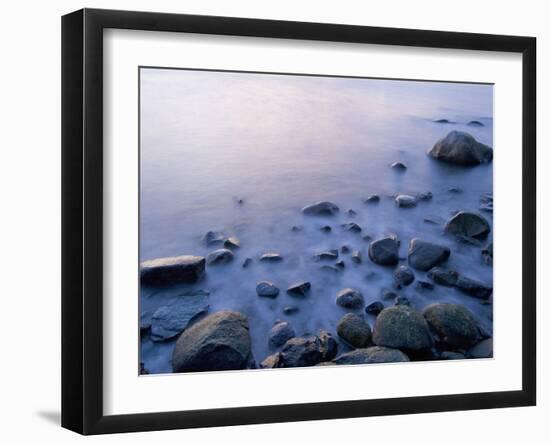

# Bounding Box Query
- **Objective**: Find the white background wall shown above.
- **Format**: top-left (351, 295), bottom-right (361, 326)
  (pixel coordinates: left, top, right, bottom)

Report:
top-left (0, 0), bottom-right (546, 441)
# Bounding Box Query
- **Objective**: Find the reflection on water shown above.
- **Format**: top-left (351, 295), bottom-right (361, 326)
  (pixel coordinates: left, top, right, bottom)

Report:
top-left (140, 68), bottom-right (493, 374)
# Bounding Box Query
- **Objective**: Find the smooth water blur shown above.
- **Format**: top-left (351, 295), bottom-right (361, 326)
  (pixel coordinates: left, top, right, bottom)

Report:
top-left (140, 68), bottom-right (493, 374)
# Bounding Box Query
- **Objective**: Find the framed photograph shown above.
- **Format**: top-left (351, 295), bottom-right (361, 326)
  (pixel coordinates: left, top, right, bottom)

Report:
top-left (62, 8), bottom-right (536, 435)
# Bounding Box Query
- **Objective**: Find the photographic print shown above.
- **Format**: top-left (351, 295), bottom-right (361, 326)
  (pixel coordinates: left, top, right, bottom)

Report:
top-left (139, 67), bottom-right (494, 375)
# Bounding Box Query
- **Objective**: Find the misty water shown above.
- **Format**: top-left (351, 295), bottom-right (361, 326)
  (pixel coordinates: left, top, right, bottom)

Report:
top-left (139, 68), bottom-right (493, 374)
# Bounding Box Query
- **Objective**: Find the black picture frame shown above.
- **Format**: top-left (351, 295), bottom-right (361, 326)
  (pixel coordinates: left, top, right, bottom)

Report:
top-left (62, 8), bottom-right (537, 435)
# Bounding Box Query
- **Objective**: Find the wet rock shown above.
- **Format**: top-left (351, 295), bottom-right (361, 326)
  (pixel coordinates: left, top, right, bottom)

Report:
top-left (336, 288), bottom-right (365, 309)
top-left (320, 225), bottom-right (332, 233)
top-left (278, 336), bottom-right (324, 367)
top-left (394, 296), bottom-right (411, 306)
top-left (172, 311), bottom-right (252, 372)
top-left (433, 118), bottom-right (453, 124)
top-left (351, 250), bottom-right (363, 264)
top-left (418, 191), bottom-right (433, 201)
top-left (365, 301), bottom-right (385, 316)
top-left (395, 194), bottom-right (417, 208)
top-left (440, 351), bottom-right (466, 360)
top-left (203, 230), bottom-right (224, 246)
top-left (337, 313), bottom-right (372, 348)
top-left (342, 222), bottom-right (362, 233)
top-left (482, 242), bottom-right (493, 265)
top-left (287, 282), bottom-right (311, 297)
top-left (341, 245), bottom-right (351, 254)
top-left (408, 238), bottom-right (450, 271)
top-left (372, 306), bottom-right (433, 352)
top-left (467, 337), bottom-right (493, 358)
top-left (223, 236), bottom-right (241, 249)
top-left (283, 306), bottom-right (299, 315)
top-left (318, 330), bottom-right (338, 360)
top-left (206, 248), bottom-right (234, 265)
top-left (256, 281), bottom-right (280, 298)
top-left (467, 120), bottom-right (484, 127)
top-left (313, 249), bottom-right (339, 261)
top-left (362, 234), bottom-right (373, 241)
top-left (260, 353), bottom-right (280, 369)
top-left (140, 255), bottom-right (206, 286)
top-left (335, 260), bottom-right (345, 269)
top-left (242, 257), bottom-right (253, 268)
top-left (369, 237), bottom-right (399, 266)
top-left (427, 267), bottom-right (459, 286)
top-left (423, 303), bottom-right (480, 349)
top-left (455, 276), bottom-right (493, 299)
top-left (301, 201), bottom-right (339, 216)
top-left (382, 290), bottom-right (398, 300)
top-left (260, 252), bottom-right (283, 262)
top-left (444, 211), bottom-right (491, 240)
top-left (391, 161), bottom-right (407, 170)
top-left (428, 131), bottom-right (493, 165)
top-left (415, 280), bottom-right (435, 291)
top-left (394, 265), bottom-right (415, 288)
top-left (365, 194), bottom-right (380, 203)
top-left (333, 347), bottom-right (410, 365)
top-left (268, 320), bottom-right (295, 348)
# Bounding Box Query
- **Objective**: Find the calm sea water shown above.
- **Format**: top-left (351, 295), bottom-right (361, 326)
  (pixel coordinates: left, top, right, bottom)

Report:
top-left (139, 68), bottom-right (493, 374)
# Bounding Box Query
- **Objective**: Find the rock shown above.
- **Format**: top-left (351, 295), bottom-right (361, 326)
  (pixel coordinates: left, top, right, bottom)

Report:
top-left (337, 313), bottom-right (372, 348)
top-left (427, 267), bottom-right (459, 286)
top-left (467, 338), bottom-right (493, 358)
top-left (256, 281), bottom-right (280, 298)
top-left (418, 191), bottom-right (433, 201)
top-left (318, 330), bottom-right (338, 360)
top-left (268, 320), bottom-right (295, 348)
top-left (415, 280), bottom-right (434, 291)
top-left (283, 306), bottom-right (299, 315)
top-left (203, 230), bottom-right (224, 246)
top-left (467, 120), bottom-right (484, 127)
top-left (395, 194), bottom-right (417, 208)
top-left (341, 245), bottom-right (351, 254)
top-left (440, 351), bottom-right (466, 360)
top-left (428, 131), bottom-right (493, 165)
top-left (433, 118), bottom-right (453, 124)
top-left (372, 306), bottom-right (433, 352)
top-left (482, 242), bottom-right (493, 265)
top-left (336, 288), bottom-right (365, 309)
top-left (365, 301), bottom-right (385, 316)
top-left (448, 187), bottom-right (463, 194)
top-left (287, 282), bottom-right (311, 297)
top-left (347, 209), bottom-right (357, 216)
top-left (301, 201), bottom-right (339, 216)
top-left (394, 296), bottom-right (411, 306)
top-left (365, 271), bottom-right (381, 282)
top-left (365, 194), bottom-right (380, 203)
top-left (369, 237), bottom-right (399, 266)
top-left (278, 336), bottom-right (324, 367)
top-left (444, 211), bottom-right (491, 240)
top-left (313, 249), bottom-right (339, 261)
top-left (320, 225), bottom-right (332, 233)
top-left (394, 265), bottom-right (415, 288)
top-left (260, 353), bottom-right (280, 368)
top-left (206, 248), bottom-right (234, 265)
top-left (291, 225), bottom-right (304, 232)
top-left (333, 347), bottom-right (410, 365)
top-left (140, 255), bottom-right (206, 286)
top-left (382, 290), bottom-right (398, 300)
top-left (320, 265), bottom-right (340, 273)
top-left (172, 311), bottom-right (252, 372)
top-left (223, 236), bottom-right (240, 249)
top-left (408, 238), bottom-right (450, 271)
top-left (242, 257), bottom-right (253, 268)
top-left (150, 291), bottom-right (210, 341)
top-left (391, 161), bottom-right (407, 170)
top-left (423, 303), bottom-right (480, 349)
top-left (455, 276), bottom-right (493, 299)
top-left (342, 222), bottom-right (362, 233)
top-left (351, 250), bottom-right (363, 264)
top-left (335, 260), bottom-right (345, 269)
top-left (260, 252), bottom-right (283, 262)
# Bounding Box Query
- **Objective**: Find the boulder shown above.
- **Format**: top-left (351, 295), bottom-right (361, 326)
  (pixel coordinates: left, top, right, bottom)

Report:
top-left (335, 260), bottom-right (345, 269)
top-left (394, 265), bottom-right (415, 288)
top-left (268, 320), bottom-right (295, 348)
top-left (455, 276), bottom-right (493, 299)
top-left (301, 201), bottom-right (339, 216)
top-left (427, 267), bottom-right (459, 286)
top-left (423, 303), bottom-right (480, 349)
top-left (287, 282), bottom-right (311, 297)
top-left (260, 252), bottom-right (283, 262)
top-left (468, 337), bottom-right (493, 358)
top-left (333, 347), bottom-right (410, 365)
top-left (365, 301), bottom-right (385, 316)
top-left (372, 306), bottom-right (433, 352)
top-left (369, 237), bottom-right (400, 266)
top-left (256, 281), bottom-right (280, 298)
top-left (444, 211), bottom-right (491, 240)
top-left (337, 313), bottom-right (372, 348)
top-left (318, 330), bottom-right (338, 361)
top-left (140, 255), bottom-right (206, 286)
top-left (408, 238), bottom-right (450, 271)
top-left (278, 336), bottom-right (324, 367)
top-left (172, 311), bottom-right (252, 372)
top-left (336, 288), bottom-right (365, 309)
top-left (206, 248), bottom-right (234, 265)
top-left (428, 131), bottom-right (493, 165)
top-left (395, 194), bottom-right (417, 208)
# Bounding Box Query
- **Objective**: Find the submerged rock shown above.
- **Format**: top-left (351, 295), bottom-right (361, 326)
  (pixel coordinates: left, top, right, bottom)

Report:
top-left (301, 201), bottom-right (339, 216)
top-left (260, 252), bottom-right (283, 262)
top-left (428, 131), bottom-right (493, 165)
top-left (140, 255), bottom-right (206, 286)
top-left (335, 260), bottom-right (345, 269)
top-left (341, 245), bottom-right (351, 254)
top-left (455, 276), bottom-right (493, 299)
top-left (391, 161), bottom-right (407, 170)
top-left (347, 209), bottom-right (357, 216)
top-left (423, 303), bottom-right (480, 350)
top-left (313, 249), bottom-right (339, 261)
top-left (351, 250), bottom-right (363, 264)
top-left (337, 313), bottom-right (372, 348)
top-left (365, 194), bottom-right (380, 203)
top-left (433, 118), bottom-right (453, 124)
top-left (333, 347), bottom-right (410, 365)
top-left (468, 337), bottom-right (493, 358)
top-left (372, 306), bottom-right (433, 352)
top-left (427, 267), bottom-right (459, 286)
top-left (320, 225), bottom-right (332, 233)
top-left (203, 230), bottom-right (224, 246)
top-left (341, 222), bottom-right (362, 233)
top-left (393, 265), bottom-right (415, 288)
top-left (268, 320), bottom-right (295, 348)
top-left (365, 301), bottom-right (385, 316)
top-left (256, 281), bottom-right (280, 298)
top-left (394, 295), bottom-right (411, 306)
top-left (283, 306), bottom-right (299, 315)
top-left (467, 120), bottom-right (485, 127)
top-left (223, 236), bottom-right (241, 249)
top-left (172, 311), bottom-right (252, 372)
top-left (444, 211), bottom-right (491, 240)
top-left (150, 291), bottom-right (210, 341)
top-left (395, 194), bottom-right (417, 208)
top-left (206, 248), bottom-right (234, 265)
top-left (287, 281), bottom-right (311, 297)
top-left (408, 238), bottom-right (450, 271)
top-left (242, 257), bottom-right (253, 268)
top-left (336, 288), bottom-right (365, 309)
top-left (416, 280), bottom-right (435, 291)
top-left (369, 237), bottom-right (400, 266)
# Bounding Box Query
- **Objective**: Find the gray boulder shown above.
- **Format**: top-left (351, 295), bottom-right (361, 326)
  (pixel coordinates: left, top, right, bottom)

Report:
top-left (468, 337), bottom-right (493, 358)
top-left (408, 238), bottom-right (450, 271)
top-left (333, 347), bottom-right (410, 365)
top-left (427, 267), bottom-right (459, 286)
top-left (372, 306), bottom-right (433, 352)
top-left (395, 194), bottom-right (417, 208)
top-left (278, 336), bottom-right (324, 367)
top-left (455, 276), bottom-right (493, 299)
top-left (256, 281), bottom-right (280, 298)
top-left (394, 265), bottom-right (415, 287)
top-left (337, 313), bottom-right (372, 348)
top-left (301, 201), bottom-right (339, 216)
top-left (444, 211), bottom-right (491, 240)
top-left (423, 303), bottom-right (480, 349)
top-left (369, 237), bottom-right (400, 266)
top-left (268, 320), bottom-right (295, 348)
top-left (206, 248), bottom-right (234, 265)
top-left (428, 131), bottom-right (493, 165)
top-left (140, 255), bottom-right (206, 286)
top-left (287, 281), bottom-right (311, 297)
top-left (336, 288), bottom-right (365, 309)
top-left (172, 311), bottom-right (252, 372)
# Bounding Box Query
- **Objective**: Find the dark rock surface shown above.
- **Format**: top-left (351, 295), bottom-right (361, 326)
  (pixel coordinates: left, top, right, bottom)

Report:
top-left (369, 237), bottom-right (400, 266)
top-left (455, 276), bottom-right (493, 299)
top-left (444, 211), bottom-right (491, 240)
top-left (140, 255), bottom-right (206, 286)
top-left (423, 303), bottom-right (480, 349)
top-left (467, 337), bottom-right (493, 358)
top-left (428, 131), bottom-right (493, 165)
top-left (365, 301), bottom-right (385, 316)
top-left (301, 201), bottom-right (339, 216)
top-left (256, 281), bottom-right (280, 298)
top-left (336, 288), bottom-right (365, 309)
top-left (206, 248), bottom-right (234, 265)
top-left (223, 236), bottom-right (241, 249)
top-left (395, 194), bottom-right (417, 208)
top-left (467, 120), bottom-right (485, 127)
top-left (203, 230), bottom-right (224, 246)
top-left (351, 250), bottom-right (363, 264)
top-left (277, 336), bottom-right (324, 367)
top-left (408, 238), bottom-right (450, 271)
top-left (260, 252), bottom-right (283, 262)
top-left (427, 267), bottom-right (459, 286)
top-left (313, 249), bottom-right (339, 261)
top-left (337, 313), bottom-right (372, 348)
top-left (268, 320), bottom-right (295, 348)
top-left (365, 194), bottom-right (380, 203)
top-left (286, 281), bottom-right (311, 297)
top-left (394, 265), bottom-right (415, 287)
top-left (333, 347), bottom-right (410, 365)
top-left (341, 222), bottom-right (362, 233)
